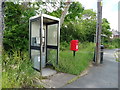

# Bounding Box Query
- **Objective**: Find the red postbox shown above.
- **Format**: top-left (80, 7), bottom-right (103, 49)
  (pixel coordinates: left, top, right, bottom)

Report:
top-left (70, 40), bottom-right (79, 51)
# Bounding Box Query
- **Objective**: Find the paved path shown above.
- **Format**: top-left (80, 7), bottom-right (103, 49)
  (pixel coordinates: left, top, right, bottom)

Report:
top-left (63, 49), bottom-right (118, 88)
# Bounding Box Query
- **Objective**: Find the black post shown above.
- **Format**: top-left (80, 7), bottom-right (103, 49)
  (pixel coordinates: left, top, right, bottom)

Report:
top-left (73, 51), bottom-right (76, 56)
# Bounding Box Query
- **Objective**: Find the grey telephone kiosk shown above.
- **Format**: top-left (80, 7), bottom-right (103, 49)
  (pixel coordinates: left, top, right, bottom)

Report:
top-left (29, 14), bottom-right (60, 74)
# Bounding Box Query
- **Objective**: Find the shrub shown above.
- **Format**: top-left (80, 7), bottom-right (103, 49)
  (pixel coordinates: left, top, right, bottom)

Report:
top-left (60, 42), bottom-right (70, 51)
top-left (104, 38), bottom-right (120, 49)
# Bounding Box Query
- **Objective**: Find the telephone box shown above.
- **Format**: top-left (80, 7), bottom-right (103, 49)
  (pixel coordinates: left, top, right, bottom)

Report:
top-left (70, 40), bottom-right (79, 51)
top-left (29, 14), bottom-right (60, 74)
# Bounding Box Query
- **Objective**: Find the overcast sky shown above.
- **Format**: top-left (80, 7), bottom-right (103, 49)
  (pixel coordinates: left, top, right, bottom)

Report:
top-left (76, 0), bottom-right (119, 31)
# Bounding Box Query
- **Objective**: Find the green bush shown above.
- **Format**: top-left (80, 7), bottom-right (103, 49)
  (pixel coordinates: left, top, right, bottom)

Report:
top-left (3, 2), bottom-right (35, 51)
top-left (60, 42), bottom-right (70, 51)
top-left (104, 38), bottom-right (120, 49)
top-left (112, 38), bottom-right (120, 48)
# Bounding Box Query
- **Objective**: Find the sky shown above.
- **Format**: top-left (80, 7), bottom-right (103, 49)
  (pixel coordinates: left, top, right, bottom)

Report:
top-left (76, 0), bottom-right (119, 31)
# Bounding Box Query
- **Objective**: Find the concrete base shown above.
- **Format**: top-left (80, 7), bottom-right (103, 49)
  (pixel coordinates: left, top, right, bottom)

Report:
top-left (41, 73), bottom-right (76, 88)
top-left (42, 68), bottom-right (57, 77)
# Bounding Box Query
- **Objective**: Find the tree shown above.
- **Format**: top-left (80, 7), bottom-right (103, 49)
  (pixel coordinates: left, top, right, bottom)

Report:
top-left (101, 18), bottom-right (112, 43)
top-left (3, 2), bottom-right (36, 51)
top-left (65, 2), bottom-right (84, 22)
top-left (60, 0), bottom-right (71, 26)
top-left (48, 2), bottom-right (84, 23)
top-left (102, 18), bottom-right (111, 37)
top-left (60, 8), bottom-right (97, 42)
top-left (3, 1), bottom-right (62, 51)
top-left (3, 1), bottom-right (112, 51)
top-left (81, 9), bottom-right (97, 42)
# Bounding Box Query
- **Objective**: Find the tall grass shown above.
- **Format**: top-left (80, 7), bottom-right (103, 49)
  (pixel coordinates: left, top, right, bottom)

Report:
top-left (2, 50), bottom-right (42, 88)
top-left (57, 42), bottom-right (95, 75)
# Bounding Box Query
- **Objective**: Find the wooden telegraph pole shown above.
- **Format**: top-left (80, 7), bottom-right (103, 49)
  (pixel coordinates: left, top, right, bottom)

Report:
top-left (95, 0), bottom-right (102, 65)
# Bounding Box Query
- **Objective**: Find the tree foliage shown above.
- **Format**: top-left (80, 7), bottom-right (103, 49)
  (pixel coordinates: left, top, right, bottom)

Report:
top-left (102, 18), bottom-right (111, 37)
top-left (65, 2), bottom-right (84, 22)
top-left (60, 2), bottom-right (111, 43)
top-left (3, 1), bottom-right (112, 51)
top-left (3, 2), bottom-right (36, 51)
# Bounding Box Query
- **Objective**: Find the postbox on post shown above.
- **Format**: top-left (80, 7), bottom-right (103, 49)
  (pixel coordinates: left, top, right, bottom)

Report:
top-left (70, 40), bottom-right (79, 56)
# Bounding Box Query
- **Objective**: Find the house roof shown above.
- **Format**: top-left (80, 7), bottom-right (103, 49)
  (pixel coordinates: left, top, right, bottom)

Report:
top-left (112, 30), bottom-right (120, 36)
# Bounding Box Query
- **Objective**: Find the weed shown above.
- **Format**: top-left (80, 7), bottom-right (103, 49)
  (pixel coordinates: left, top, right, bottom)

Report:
top-left (2, 50), bottom-right (43, 88)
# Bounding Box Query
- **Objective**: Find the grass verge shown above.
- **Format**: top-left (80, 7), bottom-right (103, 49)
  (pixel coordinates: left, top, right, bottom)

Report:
top-left (56, 42), bottom-right (94, 75)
